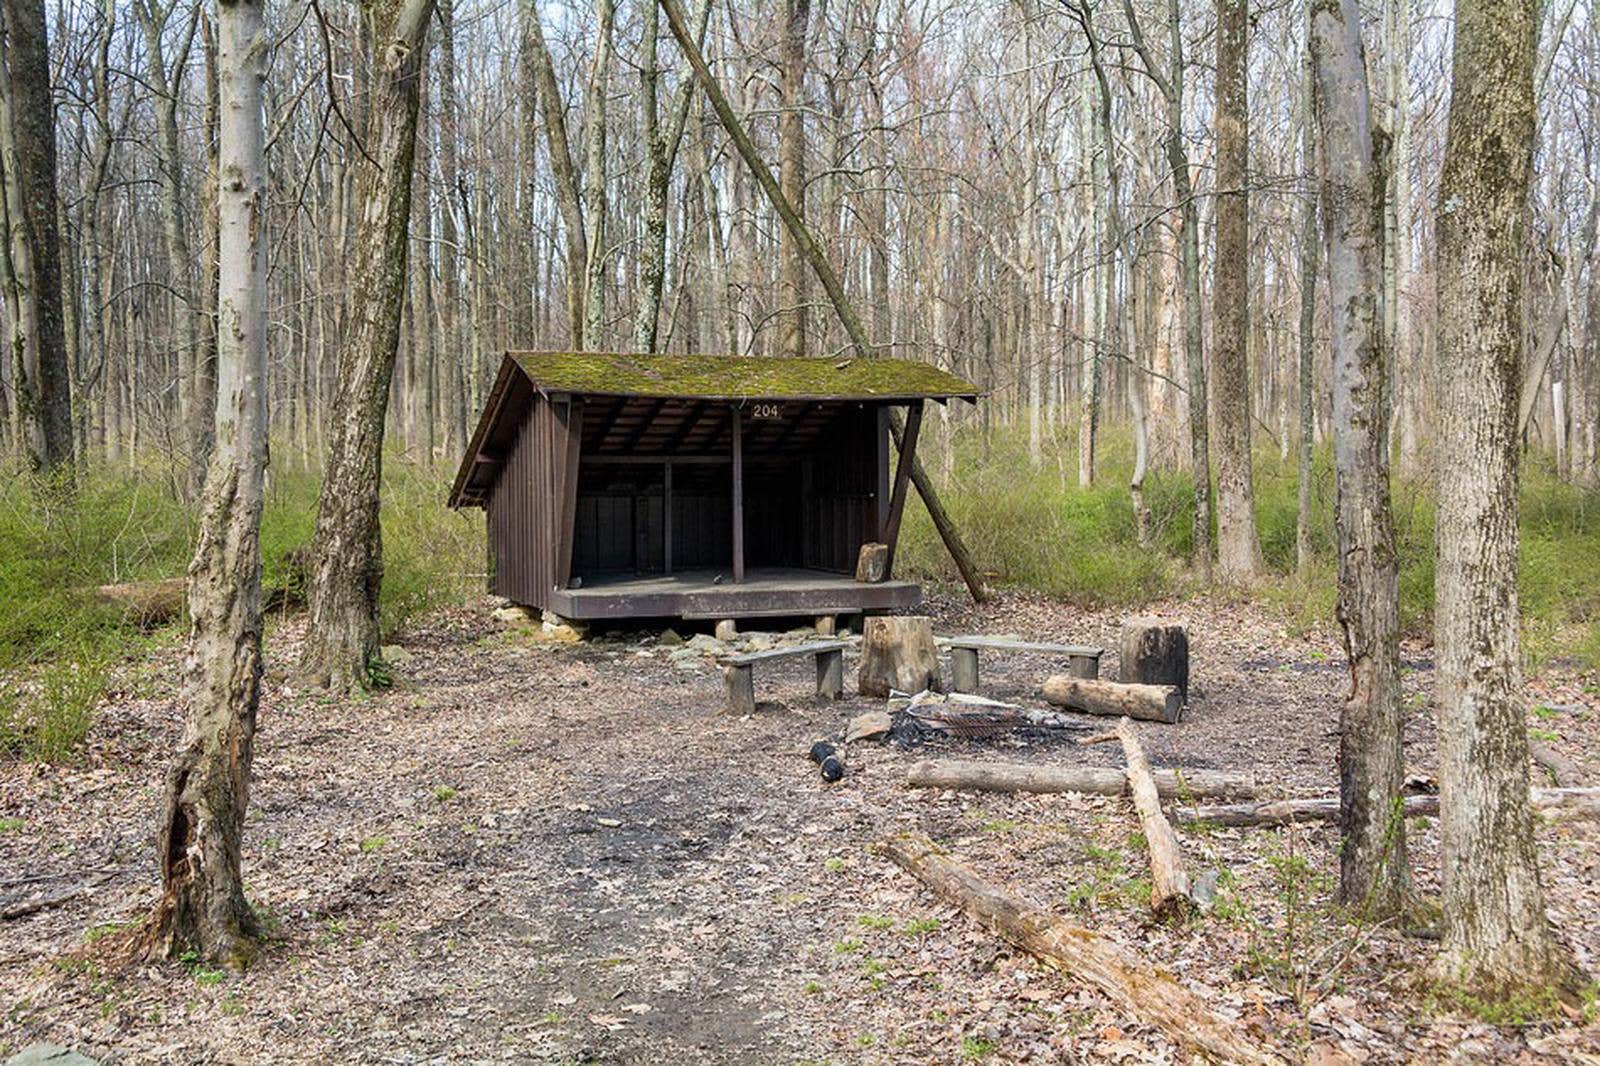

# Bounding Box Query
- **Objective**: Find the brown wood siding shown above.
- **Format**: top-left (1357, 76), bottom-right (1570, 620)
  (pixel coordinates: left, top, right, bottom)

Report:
top-left (488, 395), bottom-right (561, 609)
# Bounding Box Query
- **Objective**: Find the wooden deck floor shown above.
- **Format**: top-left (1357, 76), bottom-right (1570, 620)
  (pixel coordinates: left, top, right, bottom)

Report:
top-left (544, 567), bottom-right (921, 621)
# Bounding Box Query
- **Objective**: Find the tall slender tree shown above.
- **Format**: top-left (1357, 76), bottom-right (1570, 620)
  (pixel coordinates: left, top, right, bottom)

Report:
top-left (1309, 0), bottom-right (1408, 914)
top-left (139, 0), bottom-right (269, 965)
top-left (300, 0), bottom-right (435, 690)
top-left (1432, 0), bottom-right (1580, 993)
top-left (0, 0), bottom-right (73, 473)
top-left (1211, 0), bottom-right (1261, 581)
top-left (777, 0), bottom-right (810, 358)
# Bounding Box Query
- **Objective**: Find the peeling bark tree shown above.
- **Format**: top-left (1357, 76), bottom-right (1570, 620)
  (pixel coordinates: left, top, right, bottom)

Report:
top-left (1433, 0), bottom-right (1579, 993)
top-left (300, 0), bottom-right (435, 691)
top-left (1211, 0), bottom-right (1261, 582)
top-left (0, 0), bottom-right (73, 473)
top-left (1309, 0), bottom-right (1409, 915)
top-left (139, 0), bottom-right (268, 966)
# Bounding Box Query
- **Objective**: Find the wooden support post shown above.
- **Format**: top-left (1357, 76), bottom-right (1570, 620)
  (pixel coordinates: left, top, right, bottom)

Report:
top-left (555, 397), bottom-right (585, 589)
top-left (723, 663), bottom-right (756, 715)
top-left (663, 459), bottom-right (674, 575)
top-left (816, 647), bottom-right (844, 700)
top-left (951, 646), bottom-right (980, 693)
top-left (731, 404), bottom-right (745, 583)
top-left (882, 400), bottom-right (923, 574)
top-left (814, 614), bottom-right (836, 636)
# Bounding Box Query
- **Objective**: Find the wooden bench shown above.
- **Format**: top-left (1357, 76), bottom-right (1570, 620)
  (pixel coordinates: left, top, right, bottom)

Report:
top-left (944, 636), bottom-right (1103, 694)
top-left (719, 640), bottom-right (848, 714)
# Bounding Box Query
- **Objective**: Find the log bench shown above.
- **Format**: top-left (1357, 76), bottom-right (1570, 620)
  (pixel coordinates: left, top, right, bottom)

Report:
top-left (944, 636), bottom-right (1103, 694)
top-left (719, 640), bottom-right (847, 714)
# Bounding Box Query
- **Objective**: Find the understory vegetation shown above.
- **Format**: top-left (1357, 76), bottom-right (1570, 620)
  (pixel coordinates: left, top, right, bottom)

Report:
top-left (0, 454), bottom-right (481, 760)
top-left (899, 426), bottom-right (1600, 665)
top-left (3, 426), bottom-right (1599, 762)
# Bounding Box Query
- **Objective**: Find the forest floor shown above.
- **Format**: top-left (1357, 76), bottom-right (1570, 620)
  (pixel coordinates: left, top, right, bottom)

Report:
top-left (2, 589), bottom-right (1599, 1064)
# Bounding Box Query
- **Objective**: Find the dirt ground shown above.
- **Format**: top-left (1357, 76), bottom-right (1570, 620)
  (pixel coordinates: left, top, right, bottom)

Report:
top-left (2, 588), bottom-right (1599, 1064)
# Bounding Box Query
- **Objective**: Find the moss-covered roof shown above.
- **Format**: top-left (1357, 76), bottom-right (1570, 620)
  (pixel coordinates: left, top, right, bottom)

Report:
top-left (507, 351), bottom-right (981, 401)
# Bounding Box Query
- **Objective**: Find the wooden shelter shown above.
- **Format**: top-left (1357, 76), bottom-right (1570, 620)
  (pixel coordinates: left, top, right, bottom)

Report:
top-left (449, 352), bottom-right (980, 621)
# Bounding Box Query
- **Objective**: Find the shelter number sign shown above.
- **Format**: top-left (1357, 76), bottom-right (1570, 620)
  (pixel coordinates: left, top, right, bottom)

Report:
top-left (750, 403), bottom-right (784, 420)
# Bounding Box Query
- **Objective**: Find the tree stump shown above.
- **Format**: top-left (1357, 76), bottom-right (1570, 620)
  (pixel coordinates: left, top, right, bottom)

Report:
top-left (858, 616), bottom-right (939, 696)
top-left (856, 542), bottom-right (889, 583)
top-left (1119, 617), bottom-right (1189, 698)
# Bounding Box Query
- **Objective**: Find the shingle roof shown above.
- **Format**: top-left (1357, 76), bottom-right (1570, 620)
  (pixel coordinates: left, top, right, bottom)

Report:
top-left (507, 351), bottom-right (981, 401)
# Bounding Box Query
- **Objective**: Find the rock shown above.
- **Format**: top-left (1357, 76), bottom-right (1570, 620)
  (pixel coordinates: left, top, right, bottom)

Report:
top-left (685, 633), bottom-right (725, 652)
top-left (5, 1046), bottom-right (102, 1066)
top-left (858, 616), bottom-right (940, 697)
top-left (815, 615), bottom-right (837, 636)
top-left (846, 710), bottom-right (893, 743)
top-left (484, 595), bottom-right (512, 609)
top-left (672, 658), bottom-right (701, 673)
top-left (379, 644), bottom-right (414, 667)
top-left (537, 621), bottom-right (585, 644)
top-left (659, 628), bottom-right (684, 646)
top-left (714, 619), bottom-right (739, 642)
top-left (493, 605), bottom-right (536, 626)
top-left (855, 542), bottom-right (889, 583)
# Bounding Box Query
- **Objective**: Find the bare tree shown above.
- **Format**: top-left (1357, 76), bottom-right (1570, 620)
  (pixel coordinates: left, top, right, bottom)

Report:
top-left (0, 0), bottom-right (73, 473)
top-left (138, 0), bottom-right (268, 965)
top-left (1309, 0), bottom-right (1409, 914)
top-left (777, 0), bottom-right (809, 358)
top-left (1122, 0), bottom-right (1211, 570)
top-left (300, 0), bottom-right (435, 691)
top-left (1211, 0), bottom-right (1261, 581)
top-left (1432, 0), bottom-right (1581, 993)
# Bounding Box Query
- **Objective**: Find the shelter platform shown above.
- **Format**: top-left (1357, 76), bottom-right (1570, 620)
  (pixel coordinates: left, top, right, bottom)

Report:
top-left (544, 567), bottom-right (921, 621)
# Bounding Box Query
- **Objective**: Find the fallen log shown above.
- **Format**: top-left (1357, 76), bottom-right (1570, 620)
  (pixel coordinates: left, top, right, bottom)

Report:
top-left (879, 833), bottom-right (1279, 1065)
top-left (905, 758), bottom-right (1256, 799)
top-left (1175, 787), bottom-right (1600, 828)
top-left (1043, 675), bottom-right (1182, 724)
top-left (1117, 718), bottom-right (1193, 919)
top-left (91, 577), bottom-right (185, 628)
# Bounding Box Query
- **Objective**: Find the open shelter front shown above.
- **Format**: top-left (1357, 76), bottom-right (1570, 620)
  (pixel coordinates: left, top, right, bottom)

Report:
top-left (448, 352), bottom-right (980, 621)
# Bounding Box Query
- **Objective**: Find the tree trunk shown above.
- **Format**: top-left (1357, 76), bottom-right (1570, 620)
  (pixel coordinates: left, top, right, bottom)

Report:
top-left (523, 0), bottom-right (587, 349)
top-left (0, 0), bottom-right (73, 474)
top-left (904, 758), bottom-right (1256, 799)
top-left (776, 0), bottom-right (809, 358)
top-left (1042, 675), bottom-right (1183, 724)
top-left (580, 0), bottom-right (613, 349)
top-left (1295, 44), bottom-right (1318, 577)
top-left (1310, 0), bottom-right (1410, 916)
top-left (1116, 718), bottom-right (1194, 919)
top-left (139, 0), bottom-right (269, 966)
top-left (1432, 0), bottom-right (1581, 994)
top-left (300, 0), bottom-right (434, 691)
top-left (1211, 0), bottom-right (1260, 582)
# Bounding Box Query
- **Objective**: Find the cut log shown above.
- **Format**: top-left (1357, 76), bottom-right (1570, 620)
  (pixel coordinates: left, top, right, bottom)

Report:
top-left (1174, 787), bottom-right (1600, 828)
top-left (858, 616), bottom-right (939, 697)
top-left (855, 541), bottom-right (889, 583)
top-left (1043, 675), bottom-right (1182, 724)
top-left (1116, 718), bottom-right (1193, 919)
top-left (1119, 617), bottom-right (1189, 697)
top-left (904, 758), bottom-right (1256, 799)
top-left (879, 833), bottom-right (1279, 1066)
top-left (723, 664), bottom-right (756, 715)
top-left (91, 577), bottom-right (186, 629)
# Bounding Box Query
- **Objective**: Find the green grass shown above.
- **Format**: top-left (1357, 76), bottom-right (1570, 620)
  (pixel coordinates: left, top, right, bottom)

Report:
top-left (899, 425), bottom-right (1600, 668)
top-left (0, 450), bottom-right (482, 763)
